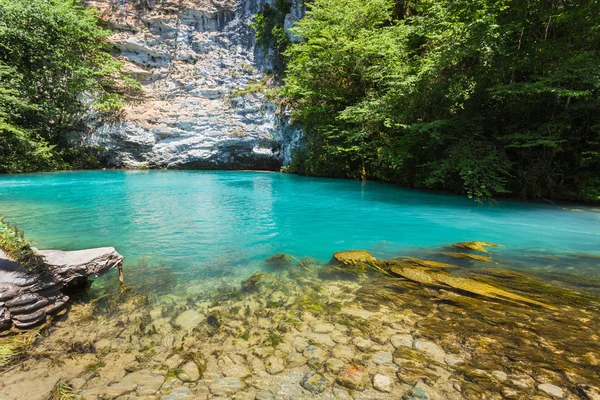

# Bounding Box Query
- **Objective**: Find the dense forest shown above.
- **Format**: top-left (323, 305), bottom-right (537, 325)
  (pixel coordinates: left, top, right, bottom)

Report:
top-left (281, 0), bottom-right (600, 202)
top-left (0, 0), bottom-right (133, 173)
top-left (1, 0), bottom-right (599, 203)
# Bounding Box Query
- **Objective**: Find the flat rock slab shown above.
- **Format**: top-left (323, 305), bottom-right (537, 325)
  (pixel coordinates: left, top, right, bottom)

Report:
top-left (1, 247), bottom-right (124, 331)
top-left (36, 247), bottom-right (124, 284)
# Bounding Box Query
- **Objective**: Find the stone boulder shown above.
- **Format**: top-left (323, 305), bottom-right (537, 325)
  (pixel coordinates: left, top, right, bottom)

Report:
top-left (0, 247), bottom-right (123, 331)
top-left (36, 247), bottom-right (124, 286)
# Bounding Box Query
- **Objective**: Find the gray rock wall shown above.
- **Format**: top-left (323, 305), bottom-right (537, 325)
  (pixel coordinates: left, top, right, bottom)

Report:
top-left (76, 0), bottom-right (304, 169)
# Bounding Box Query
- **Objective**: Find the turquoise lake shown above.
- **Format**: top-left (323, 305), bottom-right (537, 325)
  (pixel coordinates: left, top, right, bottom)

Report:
top-left (1, 170), bottom-right (599, 289)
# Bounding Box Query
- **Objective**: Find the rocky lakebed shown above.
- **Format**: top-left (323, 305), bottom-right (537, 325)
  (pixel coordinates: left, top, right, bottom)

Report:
top-left (1, 242), bottom-right (599, 400)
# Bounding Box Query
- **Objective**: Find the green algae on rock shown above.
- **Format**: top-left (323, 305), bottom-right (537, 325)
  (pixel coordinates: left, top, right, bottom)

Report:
top-left (440, 252), bottom-right (493, 262)
top-left (388, 264), bottom-right (556, 310)
top-left (331, 250), bottom-right (377, 266)
top-left (450, 241), bottom-right (500, 253)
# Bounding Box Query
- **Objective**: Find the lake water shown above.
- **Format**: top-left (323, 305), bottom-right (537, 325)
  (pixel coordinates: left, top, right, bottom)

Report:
top-left (1, 170), bottom-right (599, 290)
top-left (2, 170), bottom-right (600, 400)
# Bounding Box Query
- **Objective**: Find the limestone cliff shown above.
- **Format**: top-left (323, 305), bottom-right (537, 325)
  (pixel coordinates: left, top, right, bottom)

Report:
top-left (76, 0), bottom-right (304, 169)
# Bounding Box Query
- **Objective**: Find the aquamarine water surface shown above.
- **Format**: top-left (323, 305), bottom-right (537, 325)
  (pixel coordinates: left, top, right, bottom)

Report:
top-left (0, 170), bottom-right (598, 281)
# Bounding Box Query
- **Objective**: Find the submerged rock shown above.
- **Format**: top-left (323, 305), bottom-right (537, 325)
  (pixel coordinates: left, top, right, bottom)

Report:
top-left (174, 309), bottom-right (203, 331)
top-left (332, 250), bottom-right (376, 266)
top-left (389, 264), bottom-right (555, 309)
top-left (450, 241), bottom-right (499, 253)
top-left (265, 253), bottom-right (293, 268)
top-left (440, 252), bottom-right (493, 262)
top-left (301, 371), bottom-right (328, 394)
top-left (373, 374), bottom-right (393, 392)
top-left (209, 377), bottom-right (246, 396)
top-left (413, 340), bottom-right (446, 363)
top-left (264, 355), bottom-right (285, 375)
top-left (538, 383), bottom-right (565, 398)
top-left (402, 380), bottom-right (437, 400)
top-left (337, 365), bottom-right (370, 390)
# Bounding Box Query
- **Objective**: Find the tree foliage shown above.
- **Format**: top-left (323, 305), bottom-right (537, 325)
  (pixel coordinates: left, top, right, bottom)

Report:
top-left (284, 0), bottom-right (600, 202)
top-left (0, 0), bottom-right (135, 173)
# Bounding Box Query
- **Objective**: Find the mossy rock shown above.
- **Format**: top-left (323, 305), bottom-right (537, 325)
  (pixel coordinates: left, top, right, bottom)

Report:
top-left (450, 241), bottom-right (500, 253)
top-left (241, 272), bottom-right (266, 292)
top-left (389, 265), bottom-right (556, 310)
top-left (331, 250), bottom-right (376, 266)
top-left (382, 257), bottom-right (458, 269)
top-left (265, 253), bottom-right (293, 268)
top-left (440, 252), bottom-right (493, 262)
top-left (318, 265), bottom-right (366, 280)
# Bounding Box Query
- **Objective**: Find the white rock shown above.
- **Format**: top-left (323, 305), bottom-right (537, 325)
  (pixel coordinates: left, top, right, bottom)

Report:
top-left (373, 374), bottom-right (392, 393)
top-left (538, 383), bottom-right (565, 398)
top-left (491, 370), bottom-right (508, 381)
top-left (174, 309), bottom-right (203, 331)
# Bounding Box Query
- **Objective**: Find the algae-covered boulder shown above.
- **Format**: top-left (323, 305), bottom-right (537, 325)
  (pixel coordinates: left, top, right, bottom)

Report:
top-left (331, 250), bottom-right (376, 266)
top-left (441, 252), bottom-right (493, 262)
top-left (450, 241), bottom-right (499, 253)
top-left (320, 250), bottom-right (379, 280)
top-left (389, 264), bottom-right (555, 310)
top-left (381, 257), bottom-right (457, 270)
top-left (241, 272), bottom-right (266, 292)
top-left (265, 253), bottom-right (293, 268)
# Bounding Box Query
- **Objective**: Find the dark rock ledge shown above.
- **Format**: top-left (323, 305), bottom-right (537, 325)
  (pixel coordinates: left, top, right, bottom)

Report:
top-left (0, 247), bottom-right (123, 332)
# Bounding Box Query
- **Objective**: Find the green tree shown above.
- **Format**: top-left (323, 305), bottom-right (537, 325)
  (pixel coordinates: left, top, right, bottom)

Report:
top-left (284, 0), bottom-right (600, 202)
top-left (0, 65), bottom-right (62, 173)
top-left (0, 0), bottom-right (136, 173)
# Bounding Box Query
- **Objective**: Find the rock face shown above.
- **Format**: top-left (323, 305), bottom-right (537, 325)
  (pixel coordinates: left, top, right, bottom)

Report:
top-left (36, 247), bottom-right (124, 285)
top-left (0, 247), bottom-right (123, 331)
top-left (76, 0), bottom-right (305, 169)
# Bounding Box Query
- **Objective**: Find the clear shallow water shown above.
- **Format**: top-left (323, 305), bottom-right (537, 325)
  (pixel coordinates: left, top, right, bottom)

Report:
top-left (0, 170), bottom-right (599, 282)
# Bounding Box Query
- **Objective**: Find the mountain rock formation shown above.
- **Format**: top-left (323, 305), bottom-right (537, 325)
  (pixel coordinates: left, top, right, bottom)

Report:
top-left (77, 0), bottom-right (304, 169)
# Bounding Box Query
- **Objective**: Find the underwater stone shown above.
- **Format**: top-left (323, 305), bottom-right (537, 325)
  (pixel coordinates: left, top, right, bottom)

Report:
top-left (313, 322), bottom-right (335, 333)
top-left (136, 374), bottom-right (165, 395)
top-left (161, 387), bottom-right (195, 400)
top-left (332, 388), bottom-right (353, 400)
top-left (491, 370), bottom-right (508, 381)
top-left (371, 352), bottom-right (394, 366)
top-left (177, 361), bottom-right (202, 382)
top-left (332, 334), bottom-right (351, 345)
top-left (332, 344), bottom-right (355, 361)
top-left (332, 250), bottom-right (376, 266)
top-left (391, 334), bottom-right (414, 349)
top-left (353, 337), bottom-right (376, 352)
top-left (265, 355), bottom-right (285, 375)
top-left (209, 378), bottom-right (245, 396)
top-left (303, 345), bottom-right (328, 368)
top-left (301, 371), bottom-right (328, 394)
top-left (402, 381), bottom-right (435, 400)
top-left (255, 390), bottom-right (276, 400)
top-left (444, 354), bottom-right (464, 367)
top-left (337, 365), bottom-right (370, 391)
top-left (174, 309), bottom-right (203, 331)
top-left (413, 340), bottom-right (446, 363)
top-left (373, 374), bottom-right (392, 393)
top-left (325, 358), bottom-right (345, 374)
top-left (286, 352), bottom-right (307, 368)
top-left (538, 383), bottom-right (565, 398)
